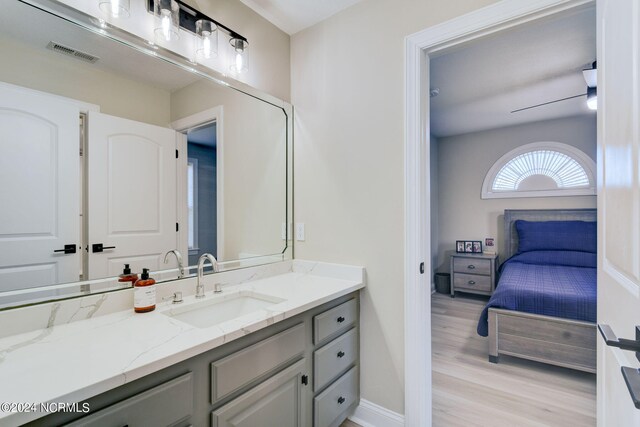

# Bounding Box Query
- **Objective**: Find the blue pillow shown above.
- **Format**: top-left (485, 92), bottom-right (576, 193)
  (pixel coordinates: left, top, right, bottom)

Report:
top-left (515, 220), bottom-right (597, 253)
top-left (508, 250), bottom-right (597, 268)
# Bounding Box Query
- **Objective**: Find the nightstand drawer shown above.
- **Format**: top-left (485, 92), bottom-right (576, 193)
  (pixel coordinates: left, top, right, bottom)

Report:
top-left (452, 257), bottom-right (492, 275)
top-left (453, 273), bottom-right (492, 292)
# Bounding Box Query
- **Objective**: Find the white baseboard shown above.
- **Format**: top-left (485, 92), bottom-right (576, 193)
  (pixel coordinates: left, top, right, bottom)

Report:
top-left (349, 399), bottom-right (405, 427)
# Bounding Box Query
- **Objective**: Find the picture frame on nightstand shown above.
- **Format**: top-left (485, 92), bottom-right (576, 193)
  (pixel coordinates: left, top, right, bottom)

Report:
top-left (456, 240), bottom-right (483, 253)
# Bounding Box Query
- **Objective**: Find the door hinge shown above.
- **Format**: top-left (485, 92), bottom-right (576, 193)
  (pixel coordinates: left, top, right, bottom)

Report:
top-left (301, 375), bottom-right (308, 386)
top-left (420, 262), bottom-right (425, 274)
top-left (176, 222), bottom-right (179, 232)
top-left (175, 149), bottom-right (179, 159)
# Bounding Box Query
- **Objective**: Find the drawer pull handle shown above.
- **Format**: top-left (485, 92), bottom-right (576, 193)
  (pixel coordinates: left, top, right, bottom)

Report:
top-left (468, 280), bottom-right (476, 285)
top-left (338, 396), bottom-right (346, 405)
top-left (337, 351), bottom-right (345, 358)
top-left (467, 265), bottom-right (475, 269)
top-left (337, 316), bottom-right (345, 323)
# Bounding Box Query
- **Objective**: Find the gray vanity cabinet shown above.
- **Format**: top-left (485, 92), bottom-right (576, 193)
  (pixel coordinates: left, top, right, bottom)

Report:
top-left (211, 359), bottom-right (307, 427)
top-left (28, 292), bottom-right (359, 427)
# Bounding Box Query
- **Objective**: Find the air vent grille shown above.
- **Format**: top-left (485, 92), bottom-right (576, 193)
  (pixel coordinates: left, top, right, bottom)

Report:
top-left (46, 41), bottom-right (99, 63)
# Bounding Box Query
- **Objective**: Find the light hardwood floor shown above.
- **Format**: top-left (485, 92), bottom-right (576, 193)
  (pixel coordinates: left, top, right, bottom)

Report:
top-left (432, 293), bottom-right (596, 427)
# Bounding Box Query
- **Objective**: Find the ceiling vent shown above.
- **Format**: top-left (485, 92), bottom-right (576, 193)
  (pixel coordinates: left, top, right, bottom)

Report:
top-left (46, 41), bottom-right (99, 64)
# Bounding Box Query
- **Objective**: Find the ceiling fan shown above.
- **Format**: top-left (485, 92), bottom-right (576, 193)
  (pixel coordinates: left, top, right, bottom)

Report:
top-left (511, 61), bottom-right (597, 113)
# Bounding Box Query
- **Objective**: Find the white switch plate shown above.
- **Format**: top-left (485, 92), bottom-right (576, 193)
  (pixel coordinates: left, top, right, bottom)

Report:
top-left (295, 223), bottom-right (305, 241)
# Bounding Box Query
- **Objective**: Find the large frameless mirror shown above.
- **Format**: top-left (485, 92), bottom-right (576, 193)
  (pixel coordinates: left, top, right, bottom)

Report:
top-left (0, 0), bottom-right (292, 309)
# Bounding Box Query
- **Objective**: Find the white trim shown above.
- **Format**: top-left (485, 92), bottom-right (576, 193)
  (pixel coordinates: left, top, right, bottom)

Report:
top-left (481, 141), bottom-right (597, 199)
top-left (349, 399), bottom-right (405, 427)
top-left (404, 0), bottom-right (594, 425)
top-left (171, 106), bottom-right (225, 260)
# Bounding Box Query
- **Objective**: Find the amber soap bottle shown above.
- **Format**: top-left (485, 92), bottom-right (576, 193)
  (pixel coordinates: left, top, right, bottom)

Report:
top-left (134, 268), bottom-right (156, 313)
top-left (118, 264), bottom-right (138, 288)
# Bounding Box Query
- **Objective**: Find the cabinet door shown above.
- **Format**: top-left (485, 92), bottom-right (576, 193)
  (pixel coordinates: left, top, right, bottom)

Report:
top-left (212, 359), bottom-right (308, 427)
top-left (86, 111), bottom-right (177, 279)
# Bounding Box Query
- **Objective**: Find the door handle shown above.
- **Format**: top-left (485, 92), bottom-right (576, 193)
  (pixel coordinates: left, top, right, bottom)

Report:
top-left (598, 325), bottom-right (640, 355)
top-left (53, 244), bottom-right (77, 254)
top-left (599, 324), bottom-right (640, 410)
top-left (92, 243), bottom-right (116, 253)
top-left (337, 351), bottom-right (345, 358)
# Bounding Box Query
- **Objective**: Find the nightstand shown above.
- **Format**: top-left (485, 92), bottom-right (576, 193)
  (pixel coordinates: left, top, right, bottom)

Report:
top-left (450, 253), bottom-right (498, 297)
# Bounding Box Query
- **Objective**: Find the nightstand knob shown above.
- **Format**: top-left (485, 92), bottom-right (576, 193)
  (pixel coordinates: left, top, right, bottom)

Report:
top-left (467, 264), bottom-right (476, 269)
top-left (468, 280), bottom-right (476, 285)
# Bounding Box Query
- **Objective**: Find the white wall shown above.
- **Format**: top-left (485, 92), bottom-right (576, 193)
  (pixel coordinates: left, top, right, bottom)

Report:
top-left (291, 0), bottom-right (499, 414)
top-left (430, 135), bottom-right (439, 289)
top-left (436, 114), bottom-right (597, 272)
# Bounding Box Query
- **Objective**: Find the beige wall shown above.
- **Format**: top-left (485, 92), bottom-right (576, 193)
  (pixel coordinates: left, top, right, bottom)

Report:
top-left (291, 0), bottom-right (499, 414)
top-left (171, 80), bottom-right (288, 261)
top-left (436, 115), bottom-right (597, 272)
top-left (0, 37), bottom-right (171, 127)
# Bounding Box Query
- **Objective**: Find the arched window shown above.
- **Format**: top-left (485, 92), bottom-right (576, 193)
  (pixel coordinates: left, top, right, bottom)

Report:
top-left (481, 142), bottom-right (596, 199)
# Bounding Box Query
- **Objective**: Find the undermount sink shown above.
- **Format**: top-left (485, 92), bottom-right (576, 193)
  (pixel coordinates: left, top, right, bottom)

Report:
top-left (161, 291), bottom-right (285, 329)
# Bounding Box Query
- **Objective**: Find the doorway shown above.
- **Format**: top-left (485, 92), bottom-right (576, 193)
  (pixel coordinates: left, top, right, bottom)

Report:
top-left (403, 0), bottom-right (597, 425)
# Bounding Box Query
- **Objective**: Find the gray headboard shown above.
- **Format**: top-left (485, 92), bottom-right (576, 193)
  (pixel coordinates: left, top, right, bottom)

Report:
top-left (503, 209), bottom-right (597, 260)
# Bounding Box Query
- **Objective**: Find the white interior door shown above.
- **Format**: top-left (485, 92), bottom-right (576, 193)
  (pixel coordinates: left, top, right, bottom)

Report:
top-left (0, 83), bottom-right (81, 291)
top-left (87, 111), bottom-right (177, 279)
top-left (597, 0), bottom-right (640, 425)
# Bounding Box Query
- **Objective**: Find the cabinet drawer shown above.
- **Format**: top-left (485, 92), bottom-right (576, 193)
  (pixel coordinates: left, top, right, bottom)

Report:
top-left (452, 257), bottom-right (492, 275)
top-left (453, 273), bottom-right (491, 292)
top-left (314, 367), bottom-right (358, 427)
top-left (314, 299), bottom-right (357, 344)
top-left (314, 328), bottom-right (358, 392)
top-left (65, 372), bottom-right (193, 427)
top-left (211, 323), bottom-right (305, 403)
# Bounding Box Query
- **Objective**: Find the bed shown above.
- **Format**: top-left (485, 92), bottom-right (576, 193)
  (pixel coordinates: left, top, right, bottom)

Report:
top-left (478, 209), bottom-right (597, 373)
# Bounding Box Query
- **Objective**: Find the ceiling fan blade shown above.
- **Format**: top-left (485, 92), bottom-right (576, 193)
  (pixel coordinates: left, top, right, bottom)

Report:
top-left (511, 93), bottom-right (586, 113)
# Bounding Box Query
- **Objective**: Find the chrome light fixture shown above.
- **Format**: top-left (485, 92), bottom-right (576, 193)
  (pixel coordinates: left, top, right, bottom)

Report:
top-left (99, 0), bottom-right (129, 18)
top-left (145, 0), bottom-right (249, 71)
top-left (154, 0), bottom-right (180, 42)
top-left (196, 19), bottom-right (218, 60)
top-left (229, 38), bottom-right (248, 73)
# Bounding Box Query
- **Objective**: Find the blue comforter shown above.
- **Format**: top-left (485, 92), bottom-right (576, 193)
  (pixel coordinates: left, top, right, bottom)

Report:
top-left (476, 251), bottom-right (597, 337)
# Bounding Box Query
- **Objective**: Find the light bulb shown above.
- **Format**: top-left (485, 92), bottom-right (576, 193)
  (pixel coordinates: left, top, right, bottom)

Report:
top-left (235, 52), bottom-right (244, 72)
top-left (587, 96), bottom-right (597, 111)
top-left (110, 0), bottom-right (120, 17)
top-left (202, 33), bottom-right (212, 58)
top-left (161, 10), bottom-right (172, 41)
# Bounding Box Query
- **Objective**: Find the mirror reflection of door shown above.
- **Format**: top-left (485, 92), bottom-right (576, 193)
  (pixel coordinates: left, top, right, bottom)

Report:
top-left (186, 122), bottom-right (218, 266)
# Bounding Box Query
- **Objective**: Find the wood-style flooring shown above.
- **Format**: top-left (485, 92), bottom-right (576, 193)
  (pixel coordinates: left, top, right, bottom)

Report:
top-left (432, 292), bottom-right (596, 427)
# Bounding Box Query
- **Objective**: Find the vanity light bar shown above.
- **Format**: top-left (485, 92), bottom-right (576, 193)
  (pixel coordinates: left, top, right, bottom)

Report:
top-left (145, 0), bottom-right (247, 43)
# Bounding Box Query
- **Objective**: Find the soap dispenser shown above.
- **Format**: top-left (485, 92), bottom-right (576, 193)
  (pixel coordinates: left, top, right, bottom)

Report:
top-left (118, 264), bottom-right (138, 288)
top-left (134, 268), bottom-right (156, 313)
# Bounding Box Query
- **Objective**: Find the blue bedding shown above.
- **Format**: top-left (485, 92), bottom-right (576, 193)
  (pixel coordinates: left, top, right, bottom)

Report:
top-left (476, 251), bottom-right (597, 337)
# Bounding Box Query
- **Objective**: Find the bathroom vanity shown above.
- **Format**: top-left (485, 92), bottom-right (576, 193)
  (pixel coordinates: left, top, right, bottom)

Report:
top-left (0, 261), bottom-right (364, 427)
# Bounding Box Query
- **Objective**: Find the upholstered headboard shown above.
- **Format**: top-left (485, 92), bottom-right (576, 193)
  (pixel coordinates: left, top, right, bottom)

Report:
top-left (503, 209), bottom-right (597, 260)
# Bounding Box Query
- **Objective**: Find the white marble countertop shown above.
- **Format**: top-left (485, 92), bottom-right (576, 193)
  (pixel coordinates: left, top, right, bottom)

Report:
top-left (0, 261), bottom-right (364, 426)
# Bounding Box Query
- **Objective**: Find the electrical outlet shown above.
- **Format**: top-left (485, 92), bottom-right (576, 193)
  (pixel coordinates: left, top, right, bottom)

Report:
top-left (296, 223), bottom-right (305, 241)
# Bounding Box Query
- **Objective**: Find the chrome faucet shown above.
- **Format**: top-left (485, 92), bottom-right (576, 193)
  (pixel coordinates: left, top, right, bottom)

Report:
top-left (197, 253), bottom-right (220, 298)
top-left (164, 249), bottom-right (185, 279)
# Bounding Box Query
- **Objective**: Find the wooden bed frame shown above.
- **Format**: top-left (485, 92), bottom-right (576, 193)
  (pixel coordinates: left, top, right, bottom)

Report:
top-left (487, 209), bottom-right (597, 373)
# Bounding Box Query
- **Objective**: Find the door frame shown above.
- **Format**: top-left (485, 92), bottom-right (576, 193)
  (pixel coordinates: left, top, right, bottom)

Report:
top-left (171, 106), bottom-right (225, 261)
top-left (403, 0), bottom-right (594, 424)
